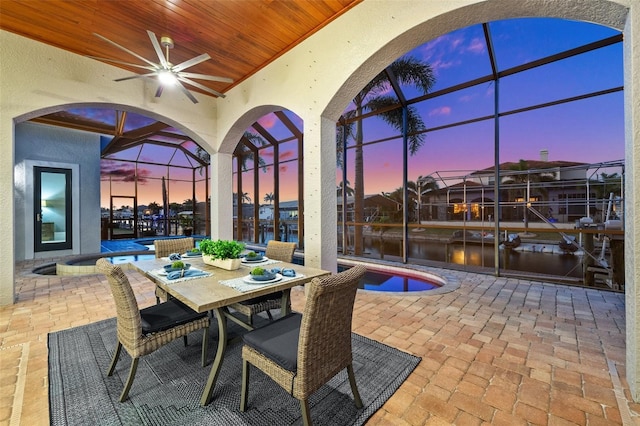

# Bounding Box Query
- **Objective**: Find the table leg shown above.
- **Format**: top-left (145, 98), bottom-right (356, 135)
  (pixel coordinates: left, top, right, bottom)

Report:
top-left (281, 288), bottom-right (291, 316)
top-left (200, 307), bottom-right (228, 406)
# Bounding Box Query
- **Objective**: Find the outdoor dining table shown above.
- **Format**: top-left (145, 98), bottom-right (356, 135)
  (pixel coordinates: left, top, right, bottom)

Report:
top-left (129, 256), bottom-right (330, 406)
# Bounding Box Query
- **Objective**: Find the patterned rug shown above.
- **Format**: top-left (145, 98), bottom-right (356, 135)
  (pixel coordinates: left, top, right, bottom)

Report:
top-left (49, 317), bottom-right (420, 425)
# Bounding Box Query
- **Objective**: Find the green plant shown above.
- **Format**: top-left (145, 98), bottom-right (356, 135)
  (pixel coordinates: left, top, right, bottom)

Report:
top-left (199, 239), bottom-right (244, 260)
top-left (246, 251), bottom-right (257, 258)
top-left (171, 260), bottom-right (185, 269)
top-left (179, 214), bottom-right (193, 228)
top-left (250, 267), bottom-right (265, 276)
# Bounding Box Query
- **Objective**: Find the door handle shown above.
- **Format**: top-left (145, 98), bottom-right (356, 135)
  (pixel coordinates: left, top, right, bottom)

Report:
top-left (36, 213), bottom-right (41, 222)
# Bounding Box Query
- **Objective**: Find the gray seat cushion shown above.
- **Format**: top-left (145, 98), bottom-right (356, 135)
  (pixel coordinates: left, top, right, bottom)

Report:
top-left (242, 313), bottom-right (301, 371)
top-left (140, 299), bottom-right (207, 334)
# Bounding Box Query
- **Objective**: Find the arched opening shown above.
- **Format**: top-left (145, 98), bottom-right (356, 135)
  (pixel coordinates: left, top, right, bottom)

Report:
top-left (231, 109), bottom-right (305, 249)
top-left (334, 17), bottom-right (624, 288)
top-left (13, 103), bottom-right (213, 259)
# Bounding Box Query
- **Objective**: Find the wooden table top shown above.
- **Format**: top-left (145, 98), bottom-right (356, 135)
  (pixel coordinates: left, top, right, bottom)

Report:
top-left (130, 257), bottom-right (330, 313)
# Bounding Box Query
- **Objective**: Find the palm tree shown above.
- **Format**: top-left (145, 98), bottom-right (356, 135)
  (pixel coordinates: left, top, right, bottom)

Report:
top-left (264, 192), bottom-right (274, 204)
top-left (503, 159), bottom-right (552, 228)
top-left (336, 180), bottom-right (354, 197)
top-left (416, 175), bottom-right (439, 221)
top-left (589, 172), bottom-right (622, 220)
top-left (194, 145), bottom-right (210, 176)
top-left (383, 178), bottom-right (439, 222)
top-left (237, 131), bottom-right (268, 172)
top-left (341, 56), bottom-right (435, 254)
top-left (233, 192), bottom-right (252, 204)
top-left (594, 172), bottom-right (622, 198)
top-left (147, 201), bottom-right (160, 214)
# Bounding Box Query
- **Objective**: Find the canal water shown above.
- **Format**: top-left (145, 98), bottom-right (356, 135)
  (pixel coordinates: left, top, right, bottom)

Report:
top-left (366, 237), bottom-right (583, 279)
top-left (255, 230), bottom-right (584, 281)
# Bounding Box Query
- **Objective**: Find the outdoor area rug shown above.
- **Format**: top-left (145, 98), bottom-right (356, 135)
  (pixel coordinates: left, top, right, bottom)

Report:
top-left (49, 317), bottom-right (421, 425)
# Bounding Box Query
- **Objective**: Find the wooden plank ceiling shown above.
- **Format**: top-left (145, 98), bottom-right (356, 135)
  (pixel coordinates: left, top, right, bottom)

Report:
top-left (1, 0), bottom-right (360, 155)
top-left (1, 0), bottom-right (360, 96)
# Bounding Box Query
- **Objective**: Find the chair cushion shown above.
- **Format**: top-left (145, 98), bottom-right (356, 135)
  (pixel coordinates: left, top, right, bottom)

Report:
top-left (242, 313), bottom-right (301, 371)
top-left (140, 299), bottom-right (207, 334)
top-left (240, 291), bottom-right (283, 306)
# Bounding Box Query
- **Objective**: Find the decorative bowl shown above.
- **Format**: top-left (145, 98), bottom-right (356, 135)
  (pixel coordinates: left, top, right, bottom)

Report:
top-left (243, 253), bottom-right (264, 262)
top-left (250, 270), bottom-right (277, 281)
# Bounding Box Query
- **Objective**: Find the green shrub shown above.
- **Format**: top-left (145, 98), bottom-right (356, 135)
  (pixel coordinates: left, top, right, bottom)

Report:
top-left (199, 239), bottom-right (244, 260)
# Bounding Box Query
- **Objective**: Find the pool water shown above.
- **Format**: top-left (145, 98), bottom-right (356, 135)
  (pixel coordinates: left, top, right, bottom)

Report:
top-left (358, 269), bottom-right (438, 292)
top-left (338, 265), bottom-right (439, 292)
top-left (111, 254), bottom-right (156, 264)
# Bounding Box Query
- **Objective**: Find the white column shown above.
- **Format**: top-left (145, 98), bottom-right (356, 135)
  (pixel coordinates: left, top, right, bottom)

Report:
top-left (302, 115), bottom-right (338, 273)
top-left (209, 151), bottom-right (234, 241)
top-left (625, 3), bottom-right (640, 401)
top-left (0, 114), bottom-right (15, 305)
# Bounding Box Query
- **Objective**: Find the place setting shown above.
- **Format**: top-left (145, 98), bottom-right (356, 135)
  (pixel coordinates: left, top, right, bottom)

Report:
top-left (240, 251), bottom-right (281, 267)
top-left (150, 255), bottom-right (211, 283)
top-left (182, 248), bottom-right (203, 258)
top-left (222, 266), bottom-right (302, 292)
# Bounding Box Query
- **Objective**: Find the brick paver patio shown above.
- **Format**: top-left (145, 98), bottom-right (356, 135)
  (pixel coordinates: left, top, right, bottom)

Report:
top-left (2, 256), bottom-right (639, 425)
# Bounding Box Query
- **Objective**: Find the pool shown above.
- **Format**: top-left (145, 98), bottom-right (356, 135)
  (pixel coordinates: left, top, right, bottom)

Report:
top-left (34, 252), bottom-right (448, 293)
top-left (349, 267), bottom-right (439, 292)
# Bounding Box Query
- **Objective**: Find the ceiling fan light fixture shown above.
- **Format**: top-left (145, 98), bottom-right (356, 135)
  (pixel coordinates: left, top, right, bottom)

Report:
top-left (92, 30), bottom-right (233, 103)
top-left (158, 69), bottom-right (178, 85)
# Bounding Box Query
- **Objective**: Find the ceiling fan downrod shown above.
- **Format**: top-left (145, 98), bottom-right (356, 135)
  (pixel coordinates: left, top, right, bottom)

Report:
top-left (160, 36), bottom-right (174, 66)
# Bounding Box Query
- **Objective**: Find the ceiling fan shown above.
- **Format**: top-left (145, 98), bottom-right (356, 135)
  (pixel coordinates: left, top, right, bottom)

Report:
top-left (88, 30), bottom-right (233, 103)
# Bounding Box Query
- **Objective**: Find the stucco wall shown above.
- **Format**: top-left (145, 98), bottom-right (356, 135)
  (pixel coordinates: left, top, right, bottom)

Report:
top-left (14, 122), bottom-right (102, 260)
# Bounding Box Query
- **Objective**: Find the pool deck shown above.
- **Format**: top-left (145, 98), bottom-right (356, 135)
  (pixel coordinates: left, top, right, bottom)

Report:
top-left (3, 251), bottom-right (639, 425)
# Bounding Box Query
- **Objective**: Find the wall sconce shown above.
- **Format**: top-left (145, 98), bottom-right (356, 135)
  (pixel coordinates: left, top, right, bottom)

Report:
top-left (41, 200), bottom-right (50, 207)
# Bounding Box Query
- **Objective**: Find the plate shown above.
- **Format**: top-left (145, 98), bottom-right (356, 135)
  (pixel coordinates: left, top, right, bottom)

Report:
top-left (242, 256), bottom-right (269, 263)
top-left (183, 251), bottom-right (202, 257)
top-left (242, 273), bottom-right (282, 284)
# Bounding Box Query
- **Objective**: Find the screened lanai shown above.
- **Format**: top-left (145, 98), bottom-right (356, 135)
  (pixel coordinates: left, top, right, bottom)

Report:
top-left (234, 17), bottom-right (624, 290)
top-left (26, 17), bottom-right (624, 290)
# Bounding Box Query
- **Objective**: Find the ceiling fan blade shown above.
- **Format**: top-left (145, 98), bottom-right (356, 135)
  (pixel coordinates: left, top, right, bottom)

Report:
top-left (93, 33), bottom-right (159, 68)
top-left (171, 53), bottom-right (211, 72)
top-left (175, 80), bottom-right (199, 104)
top-left (147, 30), bottom-right (170, 69)
top-left (85, 56), bottom-right (157, 71)
top-left (114, 72), bottom-right (158, 82)
top-left (177, 76), bottom-right (226, 98)
top-left (177, 72), bottom-right (233, 84)
top-left (155, 84), bottom-right (164, 98)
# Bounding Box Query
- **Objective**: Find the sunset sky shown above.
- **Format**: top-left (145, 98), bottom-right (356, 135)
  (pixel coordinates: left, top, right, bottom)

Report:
top-left (103, 17), bottom-right (624, 209)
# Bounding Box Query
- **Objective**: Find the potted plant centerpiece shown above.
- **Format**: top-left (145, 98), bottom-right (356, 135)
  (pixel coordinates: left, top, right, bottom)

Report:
top-left (199, 239), bottom-right (245, 270)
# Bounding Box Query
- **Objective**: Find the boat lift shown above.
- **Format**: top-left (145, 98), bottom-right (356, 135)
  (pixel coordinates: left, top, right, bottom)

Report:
top-left (527, 204), bottom-right (624, 289)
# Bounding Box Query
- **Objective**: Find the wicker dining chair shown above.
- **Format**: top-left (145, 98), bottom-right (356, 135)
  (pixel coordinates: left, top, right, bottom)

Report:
top-left (154, 237), bottom-right (195, 258)
top-left (240, 265), bottom-right (366, 425)
top-left (153, 238), bottom-right (195, 303)
top-left (96, 258), bottom-right (209, 402)
top-left (228, 240), bottom-right (296, 327)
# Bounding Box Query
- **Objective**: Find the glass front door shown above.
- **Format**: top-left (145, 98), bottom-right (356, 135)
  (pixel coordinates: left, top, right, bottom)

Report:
top-left (34, 167), bottom-right (72, 251)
